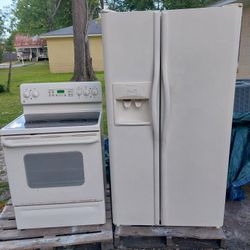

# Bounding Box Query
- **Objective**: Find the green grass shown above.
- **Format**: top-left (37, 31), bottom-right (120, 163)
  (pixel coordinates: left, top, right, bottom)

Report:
top-left (0, 182), bottom-right (9, 210)
top-left (0, 62), bottom-right (107, 135)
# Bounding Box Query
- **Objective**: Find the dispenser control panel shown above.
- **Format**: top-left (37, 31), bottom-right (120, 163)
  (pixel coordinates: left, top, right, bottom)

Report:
top-left (20, 82), bottom-right (102, 104)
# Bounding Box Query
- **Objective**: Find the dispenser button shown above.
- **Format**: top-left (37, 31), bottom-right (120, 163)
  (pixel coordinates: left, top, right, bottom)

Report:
top-left (135, 100), bottom-right (142, 108)
top-left (123, 100), bottom-right (132, 109)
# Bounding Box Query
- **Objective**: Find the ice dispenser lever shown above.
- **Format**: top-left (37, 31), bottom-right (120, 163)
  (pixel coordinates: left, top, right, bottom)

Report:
top-left (123, 100), bottom-right (132, 109)
top-left (134, 100), bottom-right (142, 108)
top-left (113, 83), bottom-right (151, 125)
top-left (123, 99), bottom-right (142, 109)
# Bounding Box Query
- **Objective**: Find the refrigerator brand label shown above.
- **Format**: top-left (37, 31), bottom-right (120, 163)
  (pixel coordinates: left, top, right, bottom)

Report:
top-left (127, 88), bottom-right (138, 96)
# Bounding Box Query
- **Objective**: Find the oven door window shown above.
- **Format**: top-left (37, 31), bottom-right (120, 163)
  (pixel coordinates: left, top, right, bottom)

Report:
top-left (24, 152), bottom-right (84, 188)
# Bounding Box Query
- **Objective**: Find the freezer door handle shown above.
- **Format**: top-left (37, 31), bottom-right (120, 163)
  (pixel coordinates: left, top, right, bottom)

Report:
top-left (151, 12), bottom-right (161, 224)
top-left (2, 133), bottom-right (99, 148)
top-left (151, 13), bottom-right (160, 138)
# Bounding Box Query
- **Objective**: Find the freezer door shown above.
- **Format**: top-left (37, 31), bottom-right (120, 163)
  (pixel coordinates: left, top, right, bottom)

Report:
top-left (161, 5), bottom-right (242, 227)
top-left (102, 11), bottom-right (161, 225)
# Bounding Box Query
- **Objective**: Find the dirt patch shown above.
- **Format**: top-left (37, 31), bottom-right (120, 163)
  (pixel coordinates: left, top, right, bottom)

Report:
top-left (223, 184), bottom-right (250, 249)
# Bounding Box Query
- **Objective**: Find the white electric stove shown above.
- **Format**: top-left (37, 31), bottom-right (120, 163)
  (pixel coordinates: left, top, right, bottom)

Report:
top-left (0, 82), bottom-right (106, 229)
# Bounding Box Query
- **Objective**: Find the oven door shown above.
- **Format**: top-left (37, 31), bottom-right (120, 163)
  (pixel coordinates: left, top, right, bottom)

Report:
top-left (2, 132), bottom-right (105, 206)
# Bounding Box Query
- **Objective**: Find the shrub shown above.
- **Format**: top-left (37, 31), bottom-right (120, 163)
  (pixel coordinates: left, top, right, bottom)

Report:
top-left (0, 47), bottom-right (3, 63)
top-left (0, 84), bottom-right (6, 93)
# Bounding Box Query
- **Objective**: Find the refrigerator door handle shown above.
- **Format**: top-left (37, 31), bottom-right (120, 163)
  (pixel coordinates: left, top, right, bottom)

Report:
top-left (160, 12), bottom-right (171, 225)
top-left (151, 12), bottom-right (161, 224)
top-left (162, 68), bottom-right (171, 136)
top-left (161, 41), bottom-right (171, 142)
top-left (151, 14), bottom-right (160, 135)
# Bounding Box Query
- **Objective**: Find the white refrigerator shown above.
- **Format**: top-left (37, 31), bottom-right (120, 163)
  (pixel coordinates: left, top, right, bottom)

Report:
top-left (102, 5), bottom-right (242, 227)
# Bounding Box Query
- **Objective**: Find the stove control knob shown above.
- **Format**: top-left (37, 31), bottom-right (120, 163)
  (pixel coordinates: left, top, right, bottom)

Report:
top-left (83, 89), bottom-right (90, 96)
top-left (23, 90), bottom-right (30, 98)
top-left (76, 88), bottom-right (82, 96)
top-left (91, 88), bottom-right (98, 96)
top-left (32, 90), bottom-right (39, 98)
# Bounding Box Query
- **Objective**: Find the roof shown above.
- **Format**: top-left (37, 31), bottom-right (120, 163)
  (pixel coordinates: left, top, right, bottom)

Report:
top-left (40, 19), bottom-right (102, 38)
top-left (15, 35), bottom-right (47, 48)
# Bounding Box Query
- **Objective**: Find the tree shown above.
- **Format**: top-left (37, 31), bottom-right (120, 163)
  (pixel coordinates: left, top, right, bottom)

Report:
top-left (100, 0), bottom-right (104, 9)
top-left (105, 0), bottom-right (155, 11)
top-left (88, 0), bottom-right (102, 19)
top-left (13, 0), bottom-right (100, 81)
top-left (0, 46), bottom-right (3, 63)
top-left (14, 0), bottom-right (72, 35)
top-left (0, 10), bottom-right (4, 38)
top-left (105, 0), bottom-right (217, 11)
top-left (162, 0), bottom-right (217, 9)
top-left (1, 2), bottom-right (16, 92)
top-left (47, 0), bottom-right (63, 31)
top-left (71, 0), bottom-right (97, 81)
top-left (5, 34), bottom-right (15, 92)
top-left (0, 10), bottom-right (5, 63)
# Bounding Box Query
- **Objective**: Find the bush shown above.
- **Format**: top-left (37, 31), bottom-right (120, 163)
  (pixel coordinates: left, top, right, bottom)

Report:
top-left (0, 84), bottom-right (6, 93)
top-left (0, 47), bottom-right (3, 63)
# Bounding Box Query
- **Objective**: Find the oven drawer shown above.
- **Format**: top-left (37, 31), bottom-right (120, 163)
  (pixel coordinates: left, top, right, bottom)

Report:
top-left (15, 201), bottom-right (106, 229)
top-left (2, 132), bottom-right (105, 206)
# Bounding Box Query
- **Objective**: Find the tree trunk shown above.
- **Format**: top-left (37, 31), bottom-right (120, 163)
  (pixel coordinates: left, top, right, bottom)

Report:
top-left (48, 16), bottom-right (53, 31)
top-left (48, 0), bottom-right (62, 32)
top-left (100, 0), bottom-right (104, 9)
top-left (71, 0), bottom-right (96, 81)
top-left (6, 51), bottom-right (12, 92)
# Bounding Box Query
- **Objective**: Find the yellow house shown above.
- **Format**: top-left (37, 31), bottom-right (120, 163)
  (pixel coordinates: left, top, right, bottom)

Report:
top-left (212, 0), bottom-right (250, 79)
top-left (40, 20), bottom-right (103, 73)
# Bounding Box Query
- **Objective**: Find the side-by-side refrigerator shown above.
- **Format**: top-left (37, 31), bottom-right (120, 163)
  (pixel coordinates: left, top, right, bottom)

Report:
top-left (102, 5), bottom-right (242, 227)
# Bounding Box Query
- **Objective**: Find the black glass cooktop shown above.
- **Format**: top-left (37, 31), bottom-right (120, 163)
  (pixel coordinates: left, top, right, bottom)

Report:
top-left (5, 112), bottom-right (100, 130)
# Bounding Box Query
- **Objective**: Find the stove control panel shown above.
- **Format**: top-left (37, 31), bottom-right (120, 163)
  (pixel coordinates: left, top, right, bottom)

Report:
top-left (20, 82), bottom-right (102, 104)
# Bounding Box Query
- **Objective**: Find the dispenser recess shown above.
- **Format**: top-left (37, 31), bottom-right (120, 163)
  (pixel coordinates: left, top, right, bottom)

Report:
top-left (112, 82), bottom-right (151, 125)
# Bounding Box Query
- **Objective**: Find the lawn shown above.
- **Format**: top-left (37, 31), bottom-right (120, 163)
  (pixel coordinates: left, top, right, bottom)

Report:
top-left (0, 62), bottom-right (107, 135)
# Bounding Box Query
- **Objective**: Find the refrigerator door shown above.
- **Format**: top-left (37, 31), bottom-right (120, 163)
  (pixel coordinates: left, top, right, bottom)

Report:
top-left (161, 5), bottom-right (242, 227)
top-left (102, 11), bottom-right (161, 225)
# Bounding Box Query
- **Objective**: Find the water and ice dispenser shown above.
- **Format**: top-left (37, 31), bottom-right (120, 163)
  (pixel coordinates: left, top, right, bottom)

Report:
top-left (112, 83), bottom-right (151, 125)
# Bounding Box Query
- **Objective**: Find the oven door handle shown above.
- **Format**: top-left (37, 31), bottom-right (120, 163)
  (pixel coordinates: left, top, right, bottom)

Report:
top-left (2, 134), bottom-right (99, 148)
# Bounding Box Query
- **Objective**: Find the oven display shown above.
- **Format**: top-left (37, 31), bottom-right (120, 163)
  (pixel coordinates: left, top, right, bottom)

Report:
top-left (48, 89), bottom-right (73, 97)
